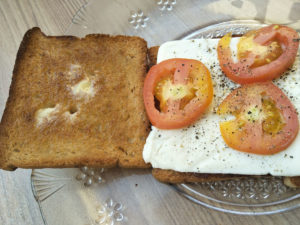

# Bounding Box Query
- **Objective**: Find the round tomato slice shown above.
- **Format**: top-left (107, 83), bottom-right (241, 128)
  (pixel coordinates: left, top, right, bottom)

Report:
top-left (143, 58), bottom-right (213, 129)
top-left (217, 82), bottom-right (299, 155)
top-left (217, 25), bottom-right (299, 84)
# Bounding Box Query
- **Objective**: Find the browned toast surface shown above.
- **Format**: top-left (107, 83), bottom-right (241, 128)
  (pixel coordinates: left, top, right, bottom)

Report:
top-left (284, 177), bottom-right (300, 188)
top-left (0, 27), bottom-right (150, 170)
top-left (152, 169), bottom-right (245, 183)
top-left (147, 46), bottom-right (159, 68)
top-left (148, 46), bottom-right (300, 187)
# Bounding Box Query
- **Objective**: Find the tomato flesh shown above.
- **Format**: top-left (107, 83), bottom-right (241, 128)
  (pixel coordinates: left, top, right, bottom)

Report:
top-left (143, 58), bottom-right (213, 129)
top-left (218, 25), bottom-right (299, 84)
top-left (217, 82), bottom-right (299, 155)
top-left (237, 30), bottom-right (283, 68)
top-left (155, 77), bottom-right (196, 111)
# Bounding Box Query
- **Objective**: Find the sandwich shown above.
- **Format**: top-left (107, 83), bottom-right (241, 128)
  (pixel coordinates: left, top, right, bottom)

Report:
top-left (1, 25), bottom-right (300, 189)
top-left (143, 25), bottom-right (300, 188)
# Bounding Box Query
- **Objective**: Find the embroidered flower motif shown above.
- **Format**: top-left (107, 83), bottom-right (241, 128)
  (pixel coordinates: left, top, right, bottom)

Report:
top-left (76, 167), bottom-right (105, 187)
top-left (128, 10), bottom-right (149, 29)
top-left (92, 198), bottom-right (125, 225)
top-left (157, 0), bottom-right (177, 11)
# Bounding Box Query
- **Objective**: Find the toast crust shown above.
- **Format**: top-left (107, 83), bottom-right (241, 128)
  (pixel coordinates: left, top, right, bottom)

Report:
top-left (284, 176), bottom-right (300, 188)
top-left (152, 168), bottom-right (245, 183)
top-left (0, 28), bottom-right (151, 170)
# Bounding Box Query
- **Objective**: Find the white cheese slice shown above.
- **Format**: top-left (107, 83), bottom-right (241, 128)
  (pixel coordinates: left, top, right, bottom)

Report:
top-left (143, 38), bottom-right (300, 176)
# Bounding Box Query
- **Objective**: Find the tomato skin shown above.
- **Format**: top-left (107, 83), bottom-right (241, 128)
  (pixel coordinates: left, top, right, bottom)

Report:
top-left (218, 25), bottom-right (299, 84)
top-left (143, 58), bottom-right (213, 129)
top-left (218, 82), bottom-right (299, 155)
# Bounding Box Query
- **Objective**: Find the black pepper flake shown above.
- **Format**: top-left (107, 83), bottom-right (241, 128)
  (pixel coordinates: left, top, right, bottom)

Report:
top-left (290, 156), bottom-right (294, 159)
top-left (177, 70), bottom-right (180, 72)
top-left (158, 134), bottom-right (161, 138)
top-left (182, 64), bottom-right (185, 66)
top-left (195, 136), bottom-right (199, 139)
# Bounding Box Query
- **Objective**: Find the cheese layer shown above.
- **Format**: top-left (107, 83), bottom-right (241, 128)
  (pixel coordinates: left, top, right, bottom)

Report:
top-left (143, 38), bottom-right (300, 176)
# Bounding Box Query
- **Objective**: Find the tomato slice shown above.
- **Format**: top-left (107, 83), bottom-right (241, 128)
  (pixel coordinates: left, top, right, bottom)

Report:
top-left (217, 25), bottom-right (299, 84)
top-left (143, 58), bottom-right (213, 129)
top-left (217, 82), bottom-right (299, 155)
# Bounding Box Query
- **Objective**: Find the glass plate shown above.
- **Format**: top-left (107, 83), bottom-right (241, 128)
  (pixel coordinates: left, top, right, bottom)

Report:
top-left (31, 0), bottom-right (300, 224)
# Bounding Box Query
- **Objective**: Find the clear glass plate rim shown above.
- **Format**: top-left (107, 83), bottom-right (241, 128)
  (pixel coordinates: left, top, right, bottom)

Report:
top-left (176, 183), bottom-right (300, 207)
top-left (172, 184), bottom-right (300, 216)
top-left (177, 19), bottom-right (266, 40)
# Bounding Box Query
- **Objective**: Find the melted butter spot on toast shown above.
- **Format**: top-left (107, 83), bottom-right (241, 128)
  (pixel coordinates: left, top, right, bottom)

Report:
top-left (71, 78), bottom-right (95, 97)
top-left (35, 104), bottom-right (60, 126)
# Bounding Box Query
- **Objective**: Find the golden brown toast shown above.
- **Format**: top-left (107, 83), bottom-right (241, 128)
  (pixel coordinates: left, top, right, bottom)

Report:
top-left (0, 27), bottom-right (150, 170)
top-left (152, 169), bottom-right (245, 183)
top-left (148, 46), bottom-right (300, 188)
top-left (147, 46), bottom-right (159, 68)
top-left (284, 177), bottom-right (300, 188)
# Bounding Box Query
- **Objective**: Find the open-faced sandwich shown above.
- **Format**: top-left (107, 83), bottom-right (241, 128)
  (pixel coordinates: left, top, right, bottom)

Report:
top-left (0, 25), bottom-right (299, 188)
top-left (144, 25), bottom-right (300, 187)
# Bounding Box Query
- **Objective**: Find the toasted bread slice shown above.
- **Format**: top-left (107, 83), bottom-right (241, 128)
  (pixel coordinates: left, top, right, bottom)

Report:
top-left (0, 27), bottom-right (150, 170)
top-left (148, 46), bottom-right (300, 187)
top-left (284, 177), bottom-right (300, 188)
top-left (152, 168), bottom-right (245, 183)
top-left (147, 46), bottom-right (159, 68)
